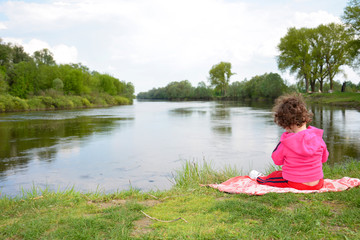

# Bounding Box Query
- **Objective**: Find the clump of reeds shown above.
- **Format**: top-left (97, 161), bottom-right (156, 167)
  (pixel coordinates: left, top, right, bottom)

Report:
top-left (171, 159), bottom-right (242, 188)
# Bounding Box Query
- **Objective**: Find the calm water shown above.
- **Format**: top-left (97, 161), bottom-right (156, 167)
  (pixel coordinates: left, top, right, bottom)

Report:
top-left (0, 100), bottom-right (359, 196)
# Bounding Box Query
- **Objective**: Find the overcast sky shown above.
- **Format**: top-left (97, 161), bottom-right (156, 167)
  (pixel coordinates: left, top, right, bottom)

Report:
top-left (0, 0), bottom-right (358, 93)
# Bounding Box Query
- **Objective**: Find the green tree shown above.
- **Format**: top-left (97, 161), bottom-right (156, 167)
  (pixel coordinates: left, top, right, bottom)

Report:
top-left (343, 0), bottom-right (360, 34)
top-left (277, 27), bottom-right (312, 92)
top-left (0, 39), bottom-right (12, 68)
top-left (319, 23), bottom-right (354, 90)
top-left (278, 25), bottom-right (354, 92)
top-left (194, 81), bottom-right (213, 99)
top-left (208, 61), bottom-right (235, 96)
top-left (0, 69), bottom-right (8, 93)
top-left (33, 49), bottom-right (56, 66)
top-left (53, 78), bottom-right (64, 91)
top-left (12, 45), bottom-right (31, 64)
top-left (9, 61), bottom-right (38, 98)
top-left (342, 0), bottom-right (360, 66)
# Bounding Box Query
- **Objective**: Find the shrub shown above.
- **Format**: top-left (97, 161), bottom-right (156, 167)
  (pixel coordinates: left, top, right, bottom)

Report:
top-left (39, 96), bottom-right (55, 109)
top-left (81, 97), bottom-right (91, 107)
top-left (13, 97), bottom-right (29, 111)
top-left (27, 97), bottom-right (46, 111)
top-left (114, 96), bottom-right (130, 105)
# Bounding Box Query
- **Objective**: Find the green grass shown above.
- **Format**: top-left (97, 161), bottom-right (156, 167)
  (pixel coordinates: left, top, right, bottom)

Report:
top-left (305, 92), bottom-right (360, 109)
top-left (1, 159), bottom-right (359, 239)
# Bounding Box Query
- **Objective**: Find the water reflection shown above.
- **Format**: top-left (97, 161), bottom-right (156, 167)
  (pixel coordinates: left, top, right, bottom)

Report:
top-left (310, 105), bottom-right (360, 164)
top-left (0, 116), bottom-right (133, 180)
top-left (169, 107), bottom-right (207, 117)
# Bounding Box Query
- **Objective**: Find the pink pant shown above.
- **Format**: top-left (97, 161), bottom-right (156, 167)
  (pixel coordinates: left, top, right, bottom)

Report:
top-left (256, 171), bottom-right (324, 190)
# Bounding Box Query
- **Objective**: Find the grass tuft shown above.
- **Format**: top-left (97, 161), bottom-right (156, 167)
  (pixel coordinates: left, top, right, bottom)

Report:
top-left (171, 159), bottom-right (242, 188)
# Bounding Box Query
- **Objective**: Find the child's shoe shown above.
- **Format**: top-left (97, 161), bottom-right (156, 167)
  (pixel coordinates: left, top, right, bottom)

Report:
top-left (249, 170), bottom-right (264, 180)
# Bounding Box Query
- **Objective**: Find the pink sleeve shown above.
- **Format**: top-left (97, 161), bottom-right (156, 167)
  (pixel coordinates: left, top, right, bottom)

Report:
top-left (271, 142), bottom-right (284, 166)
top-left (322, 140), bottom-right (329, 163)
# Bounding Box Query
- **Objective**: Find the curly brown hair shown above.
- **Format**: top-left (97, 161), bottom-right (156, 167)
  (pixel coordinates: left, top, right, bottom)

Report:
top-left (272, 93), bottom-right (312, 129)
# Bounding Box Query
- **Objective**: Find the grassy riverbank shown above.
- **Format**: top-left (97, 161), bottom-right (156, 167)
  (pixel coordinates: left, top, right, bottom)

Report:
top-left (1, 160), bottom-right (359, 239)
top-left (304, 92), bottom-right (360, 109)
top-left (0, 93), bottom-right (132, 112)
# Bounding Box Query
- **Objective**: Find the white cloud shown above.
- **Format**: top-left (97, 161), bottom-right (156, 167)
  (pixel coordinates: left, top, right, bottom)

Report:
top-left (3, 37), bottom-right (78, 64)
top-left (0, 22), bottom-right (7, 30)
top-left (52, 44), bottom-right (78, 64)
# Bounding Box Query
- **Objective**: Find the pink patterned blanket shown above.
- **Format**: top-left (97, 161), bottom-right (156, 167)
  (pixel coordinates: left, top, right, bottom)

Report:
top-left (208, 176), bottom-right (360, 195)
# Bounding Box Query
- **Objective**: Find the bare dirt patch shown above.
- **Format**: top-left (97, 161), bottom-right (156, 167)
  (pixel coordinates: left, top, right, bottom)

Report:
top-left (138, 199), bottom-right (162, 207)
top-left (131, 217), bottom-right (154, 237)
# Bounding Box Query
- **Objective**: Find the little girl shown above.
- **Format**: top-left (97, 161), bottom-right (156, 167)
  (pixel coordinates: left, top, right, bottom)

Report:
top-left (250, 93), bottom-right (329, 190)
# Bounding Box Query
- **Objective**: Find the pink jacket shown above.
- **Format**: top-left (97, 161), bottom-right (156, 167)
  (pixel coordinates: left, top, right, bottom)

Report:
top-left (271, 126), bottom-right (329, 183)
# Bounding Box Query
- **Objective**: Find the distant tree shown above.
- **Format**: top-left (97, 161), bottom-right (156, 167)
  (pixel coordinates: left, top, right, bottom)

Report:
top-left (0, 70), bottom-right (8, 93)
top-left (9, 61), bottom-right (38, 98)
top-left (194, 81), bottom-right (213, 99)
top-left (33, 49), bottom-right (56, 66)
top-left (227, 81), bottom-right (247, 99)
top-left (12, 45), bottom-right (31, 64)
top-left (343, 0), bottom-right (360, 34)
top-left (277, 27), bottom-right (312, 92)
top-left (166, 80), bottom-right (194, 99)
top-left (123, 82), bottom-right (135, 99)
top-left (342, 0), bottom-right (360, 66)
top-left (208, 61), bottom-right (235, 96)
top-left (0, 39), bottom-right (12, 67)
top-left (53, 78), bottom-right (64, 91)
top-left (318, 23), bottom-right (354, 90)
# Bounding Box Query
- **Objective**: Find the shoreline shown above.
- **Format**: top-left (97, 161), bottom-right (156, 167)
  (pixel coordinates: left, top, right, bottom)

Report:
top-left (304, 92), bottom-right (360, 110)
top-left (0, 94), bottom-right (133, 113)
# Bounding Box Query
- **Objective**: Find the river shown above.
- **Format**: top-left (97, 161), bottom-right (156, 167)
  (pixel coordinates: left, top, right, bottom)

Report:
top-left (0, 100), bottom-right (359, 197)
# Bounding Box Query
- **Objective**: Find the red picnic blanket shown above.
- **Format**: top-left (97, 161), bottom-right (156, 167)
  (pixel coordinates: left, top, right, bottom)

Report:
top-left (208, 176), bottom-right (360, 195)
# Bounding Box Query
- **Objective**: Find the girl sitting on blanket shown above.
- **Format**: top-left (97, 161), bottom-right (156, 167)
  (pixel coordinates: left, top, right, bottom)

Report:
top-left (249, 93), bottom-right (329, 190)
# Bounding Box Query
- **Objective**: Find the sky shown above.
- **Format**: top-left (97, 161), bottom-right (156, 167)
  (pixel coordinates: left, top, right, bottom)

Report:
top-left (0, 0), bottom-right (358, 93)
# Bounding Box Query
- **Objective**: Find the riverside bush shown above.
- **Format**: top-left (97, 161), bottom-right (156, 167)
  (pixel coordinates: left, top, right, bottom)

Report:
top-left (0, 93), bottom-right (132, 112)
top-left (27, 97), bottom-right (46, 111)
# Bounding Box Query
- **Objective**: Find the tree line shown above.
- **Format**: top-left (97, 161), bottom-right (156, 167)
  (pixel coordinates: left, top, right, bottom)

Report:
top-left (0, 41), bottom-right (134, 112)
top-left (137, 72), bottom-right (290, 100)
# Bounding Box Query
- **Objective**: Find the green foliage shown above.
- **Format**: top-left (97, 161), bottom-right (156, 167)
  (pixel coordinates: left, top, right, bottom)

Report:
top-left (0, 40), bottom-right (135, 112)
top-left (342, 0), bottom-right (360, 67)
top-left (277, 24), bottom-right (354, 92)
top-left (52, 78), bottom-right (64, 91)
top-left (208, 61), bottom-right (235, 96)
top-left (33, 48), bottom-right (56, 66)
top-left (137, 72), bottom-right (289, 101)
top-left (0, 94), bottom-right (133, 112)
top-left (137, 80), bottom-right (212, 100)
top-left (343, 0), bottom-right (360, 35)
top-left (227, 73), bottom-right (289, 100)
top-left (172, 159), bottom-right (242, 189)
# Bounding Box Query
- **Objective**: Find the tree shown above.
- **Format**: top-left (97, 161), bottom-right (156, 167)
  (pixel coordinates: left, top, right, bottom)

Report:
top-left (12, 45), bottom-right (31, 64)
top-left (343, 0), bottom-right (360, 34)
top-left (194, 81), bottom-right (213, 99)
top-left (208, 61), bottom-right (235, 96)
top-left (277, 27), bottom-right (312, 92)
top-left (319, 23), bottom-right (354, 90)
top-left (342, 0), bottom-right (360, 66)
top-left (33, 48), bottom-right (56, 66)
top-left (278, 25), bottom-right (354, 92)
top-left (53, 78), bottom-right (64, 91)
top-left (0, 39), bottom-right (12, 68)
